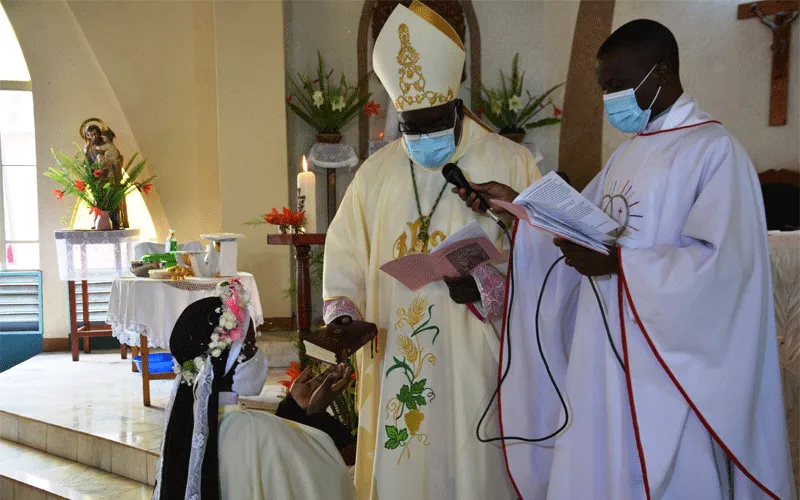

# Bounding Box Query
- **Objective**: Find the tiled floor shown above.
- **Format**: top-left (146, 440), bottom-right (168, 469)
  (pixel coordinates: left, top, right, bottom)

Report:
top-left (0, 440), bottom-right (153, 499)
top-left (0, 352), bottom-right (288, 454)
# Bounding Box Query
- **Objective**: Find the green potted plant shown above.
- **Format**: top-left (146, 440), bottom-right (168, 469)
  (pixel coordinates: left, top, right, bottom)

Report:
top-left (46, 150), bottom-right (155, 230)
top-left (287, 51), bottom-right (377, 144)
top-left (472, 53), bottom-right (564, 143)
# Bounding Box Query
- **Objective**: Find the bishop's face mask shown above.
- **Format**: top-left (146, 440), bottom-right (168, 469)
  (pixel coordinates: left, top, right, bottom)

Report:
top-left (402, 109), bottom-right (458, 169)
top-left (603, 65), bottom-right (661, 134)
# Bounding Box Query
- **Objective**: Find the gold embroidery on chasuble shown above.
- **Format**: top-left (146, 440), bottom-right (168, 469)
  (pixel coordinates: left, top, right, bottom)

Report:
top-left (394, 24), bottom-right (454, 111)
top-left (393, 217), bottom-right (446, 258)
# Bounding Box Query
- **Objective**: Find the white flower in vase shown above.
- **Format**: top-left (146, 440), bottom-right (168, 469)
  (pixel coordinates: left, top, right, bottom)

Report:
top-left (312, 91), bottom-right (324, 108)
top-left (332, 96), bottom-right (345, 112)
top-left (508, 95), bottom-right (523, 113)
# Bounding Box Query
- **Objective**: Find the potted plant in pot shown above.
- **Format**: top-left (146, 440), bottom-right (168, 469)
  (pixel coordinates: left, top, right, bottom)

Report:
top-left (46, 150), bottom-right (155, 230)
top-left (287, 51), bottom-right (376, 144)
top-left (472, 54), bottom-right (564, 143)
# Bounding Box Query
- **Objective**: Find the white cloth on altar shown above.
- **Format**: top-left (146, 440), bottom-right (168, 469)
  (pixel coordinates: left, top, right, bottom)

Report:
top-left (323, 116), bottom-right (540, 500)
top-left (500, 95), bottom-right (794, 499)
top-left (106, 274), bottom-right (263, 348)
top-left (54, 229), bottom-right (140, 281)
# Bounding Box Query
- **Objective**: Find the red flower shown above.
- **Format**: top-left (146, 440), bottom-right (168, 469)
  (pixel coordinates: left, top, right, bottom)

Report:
top-left (74, 180), bottom-right (86, 192)
top-left (52, 189), bottom-right (64, 201)
top-left (141, 183), bottom-right (153, 195)
top-left (286, 95), bottom-right (293, 104)
top-left (553, 106), bottom-right (562, 118)
top-left (89, 206), bottom-right (103, 216)
top-left (363, 100), bottom-right (380, 118)
top-left (93, 169), bottom-right (102, 178)
top-left (278, 362), bottom-right (303, 394)
top-left (477, 107), bottom-right (484, 115)
top-left (264, 207), bottom-right (305, 228)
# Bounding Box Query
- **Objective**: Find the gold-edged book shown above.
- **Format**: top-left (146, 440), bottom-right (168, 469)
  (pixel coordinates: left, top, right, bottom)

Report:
top-left (303, 321), bottom-right (378, 365)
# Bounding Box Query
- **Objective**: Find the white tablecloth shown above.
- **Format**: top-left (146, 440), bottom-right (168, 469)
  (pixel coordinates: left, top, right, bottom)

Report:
top-left (54, 229), bottom-right (140, 281)
top-left (770, 231), bottom-right (800, 491)
top-left (106, 273), bottom-right (263, 349)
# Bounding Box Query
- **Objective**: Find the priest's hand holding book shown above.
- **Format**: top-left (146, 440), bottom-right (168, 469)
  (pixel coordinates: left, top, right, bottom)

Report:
top-left (553, 238), bottom-right (619, 277)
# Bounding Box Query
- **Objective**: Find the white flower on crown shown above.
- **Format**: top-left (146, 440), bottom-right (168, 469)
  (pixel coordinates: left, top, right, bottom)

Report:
top-left (313, 91), bottom-right (324, 108)
top-left (508, 95), bottom-right (523, 113)
top-left (219, 311), bottom-right (238, 330)
top-left (175, 279), bottom-right (253, 385)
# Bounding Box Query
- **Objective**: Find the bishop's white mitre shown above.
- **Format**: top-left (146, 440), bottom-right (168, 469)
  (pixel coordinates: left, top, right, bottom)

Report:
top-left (373, 1), bottom-right (465, 112)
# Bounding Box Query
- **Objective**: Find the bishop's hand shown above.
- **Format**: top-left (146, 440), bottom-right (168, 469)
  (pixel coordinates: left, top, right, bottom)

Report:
top-left (451, 181), bottom-right (518, 215)
top-left (554, 238), bottom-right (620, 277)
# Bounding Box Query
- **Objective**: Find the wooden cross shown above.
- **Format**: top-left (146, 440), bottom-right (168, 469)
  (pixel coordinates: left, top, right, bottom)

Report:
top-left (738, 1), bottom-right (800, 126)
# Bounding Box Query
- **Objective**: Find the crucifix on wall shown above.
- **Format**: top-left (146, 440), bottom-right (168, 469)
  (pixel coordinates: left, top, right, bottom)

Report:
top-left (738, 1), bottom-right (799, 126)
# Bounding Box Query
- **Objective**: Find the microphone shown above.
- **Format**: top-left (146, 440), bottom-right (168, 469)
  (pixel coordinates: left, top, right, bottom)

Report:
top-left (442, 163), bottom-right (506, 230)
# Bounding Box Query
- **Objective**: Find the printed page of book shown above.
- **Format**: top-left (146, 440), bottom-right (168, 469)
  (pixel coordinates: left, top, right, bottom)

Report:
top-left (517, 172), bottom-right (619, 237)
top-left (379, 221), bottom-right (504, 291)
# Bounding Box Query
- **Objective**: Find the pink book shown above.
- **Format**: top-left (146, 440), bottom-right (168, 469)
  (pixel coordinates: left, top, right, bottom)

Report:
top-left (380, 222), bottom-right (504, 291)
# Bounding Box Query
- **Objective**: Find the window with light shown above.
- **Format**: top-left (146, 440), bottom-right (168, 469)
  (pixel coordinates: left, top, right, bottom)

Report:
top-left (0, 6), bottom-right (38, 271)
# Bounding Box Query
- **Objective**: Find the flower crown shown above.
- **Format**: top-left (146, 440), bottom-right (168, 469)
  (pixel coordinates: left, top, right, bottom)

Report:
top-left (173, 278), bottom-right (252, 385)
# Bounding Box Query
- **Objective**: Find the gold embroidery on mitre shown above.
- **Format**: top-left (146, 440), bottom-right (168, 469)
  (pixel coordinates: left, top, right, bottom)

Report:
top-left (393, 217), bottom-right (446, 258)
top-left (395, 24), bottom-right (455, 111)
top-left (408, 1), bottom-right (464, 50)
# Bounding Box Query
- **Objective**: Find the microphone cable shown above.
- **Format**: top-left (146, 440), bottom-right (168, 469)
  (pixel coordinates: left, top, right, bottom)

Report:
top-left (475, 228), bottom-right (625, 444)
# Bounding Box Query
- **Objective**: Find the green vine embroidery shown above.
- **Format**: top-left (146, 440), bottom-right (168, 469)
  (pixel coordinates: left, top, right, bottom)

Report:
top-left (384, 295), bottom-right (438, 463)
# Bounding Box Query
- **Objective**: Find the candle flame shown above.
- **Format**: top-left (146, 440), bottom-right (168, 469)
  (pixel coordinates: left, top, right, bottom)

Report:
top-left (302, 155), bottom-right (308, 172)
top-left (379, 131), bottom-right (384, 140)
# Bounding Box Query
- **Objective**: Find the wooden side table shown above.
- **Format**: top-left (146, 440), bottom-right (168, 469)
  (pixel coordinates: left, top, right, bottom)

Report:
top-left (266, 233), bottom-right (326, 334)
top-left (54, 229), bottom-right (140, 361)
top-left (68, 280), bottom-right (125, 362)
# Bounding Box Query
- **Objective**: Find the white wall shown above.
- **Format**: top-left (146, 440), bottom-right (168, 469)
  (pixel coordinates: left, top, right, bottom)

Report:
top-left (284, 0), bottom-right (799, 192)
top-left (4, 0), bottom-right (291, 338)
top-left (605, 0), bottom-right (800, 170)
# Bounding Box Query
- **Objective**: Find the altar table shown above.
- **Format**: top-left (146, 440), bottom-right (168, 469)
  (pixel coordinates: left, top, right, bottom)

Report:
top-left (106, 273), bottom-right (263, 406)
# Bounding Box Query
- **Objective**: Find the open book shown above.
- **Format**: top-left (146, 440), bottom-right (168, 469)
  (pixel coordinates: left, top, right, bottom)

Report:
top-left (492, 171), bottom-right (620, 255)
top-left (303, 321), bottom-right (378, 365)
top-left (379, 221), bottom-right (504, 291)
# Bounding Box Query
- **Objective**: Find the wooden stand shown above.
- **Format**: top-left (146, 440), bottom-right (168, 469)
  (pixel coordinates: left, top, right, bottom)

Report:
top-left (267, 233), bottom-right (327, 334)
top-left (68, 280), bottom-right (125, 362)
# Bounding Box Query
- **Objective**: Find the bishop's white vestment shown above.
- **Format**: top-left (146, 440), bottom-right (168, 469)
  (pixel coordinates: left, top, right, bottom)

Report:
top-left (323, 116), bottom-right (540, 500)
top-left (499, 94), bottom-right (795, 500)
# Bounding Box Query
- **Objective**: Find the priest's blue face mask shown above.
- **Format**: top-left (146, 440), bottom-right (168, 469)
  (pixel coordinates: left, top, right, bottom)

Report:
top-left (603, 65), bottom-right (662, 134)
top-left (402, 110), bottom-right (458, 169)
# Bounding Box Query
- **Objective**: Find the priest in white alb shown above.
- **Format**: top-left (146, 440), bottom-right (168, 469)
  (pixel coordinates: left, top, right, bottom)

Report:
top-left (457, 19), bottom-right (795, 500)
top-left (322, 2), bottom-right (540, 499)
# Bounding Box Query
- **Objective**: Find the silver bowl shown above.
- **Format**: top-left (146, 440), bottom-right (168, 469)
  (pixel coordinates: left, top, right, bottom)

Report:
top-left (129, 260), bottom-right (165, 278)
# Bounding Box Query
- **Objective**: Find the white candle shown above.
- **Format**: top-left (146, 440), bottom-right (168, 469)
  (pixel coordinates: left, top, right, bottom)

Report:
top-left (297, 155), bottom-right (317, 233)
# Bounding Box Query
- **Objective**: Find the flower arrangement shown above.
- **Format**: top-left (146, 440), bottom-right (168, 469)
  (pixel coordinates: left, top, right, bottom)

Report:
top-left (173, 279), bottom-right (251, 385)
top-left (46, 149), bottom-right (154, 222)
top-left (246, 207), bottom-right (306, 234)
top-left (472, 54), bottom-right (564, 135)
top-left (287, 51), bottom-right (376, 135)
